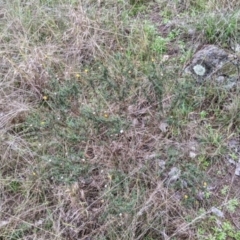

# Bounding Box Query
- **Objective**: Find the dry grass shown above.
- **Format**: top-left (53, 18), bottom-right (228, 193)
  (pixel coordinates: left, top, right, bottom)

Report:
top-left (1, 0), bottom-right (240, 239)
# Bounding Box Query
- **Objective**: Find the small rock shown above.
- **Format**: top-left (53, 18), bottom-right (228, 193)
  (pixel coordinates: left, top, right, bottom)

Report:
top-left (230, 41), bottom-right (240, 53)
top-left (0, 221), bottom-right (9, 228)
top-left (187, 28), bottom-right (196, 36)
top-left (181, 179), bottom-right (188, 188)
top-left (211, 207), bottom-right (224, 218)
top-left (189, 151), bottom-right (197, 159)
top-left (132, 118), bottom-right (139, 127)
top-left (222, 79), bottom-right (237, 90)
top-left (196, 191), bottom-right (205, 201)
top-left (158, 160), bottom-right (166, 170)
top-left (235, 161), bottom-right (240, 176)
top-left (216, 75), bottom-right (225, 83)
top-left (166, 167), bottom-right (181, 185)
top-left (146, 153), bottom-right (157, 160)
top-left (207, 185), bottom-right (216, 191)
top-left (159, 122), bottom-right (169, 133)
top-left (34, 219), bottom-right (44, 227)
top-left (228, 138), bottom-right (239, 151)
top-left (227, 157), bottom-right (237, 165)
top-left (235, 44), bottom-right (240, 53)
top-left (184, 45), bottom-right (238, 84)
top-left (162, 55), bottom-right (170, 62)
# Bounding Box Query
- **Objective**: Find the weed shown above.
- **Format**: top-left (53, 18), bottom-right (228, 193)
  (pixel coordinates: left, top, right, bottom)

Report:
top-left (8, 180), bottom-right (21, 193)
top-left (202, 124), bottom-right (223, 147)
top-left (226, 198), bottom-right (239, 213)
top-left (221, 185), bottom-right (229, 196)
top-left (151, 36), bottom-right (168, 54)
top-left (197, 217), bottom-right (240, 240)
top-left (196, 11), bottom-right (240, 46)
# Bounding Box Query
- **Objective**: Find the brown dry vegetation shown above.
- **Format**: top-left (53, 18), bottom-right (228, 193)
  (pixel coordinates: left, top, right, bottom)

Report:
top-left (1, 0), bottom-right (240, 239)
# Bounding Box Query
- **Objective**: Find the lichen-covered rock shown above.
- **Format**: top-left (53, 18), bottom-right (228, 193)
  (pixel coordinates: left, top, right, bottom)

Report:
top-left (184, 45), bottom-right (239, 84)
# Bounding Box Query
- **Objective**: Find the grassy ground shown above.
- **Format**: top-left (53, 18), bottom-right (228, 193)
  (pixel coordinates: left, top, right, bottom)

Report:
top-left (1, 0), bottom-right (240, 239)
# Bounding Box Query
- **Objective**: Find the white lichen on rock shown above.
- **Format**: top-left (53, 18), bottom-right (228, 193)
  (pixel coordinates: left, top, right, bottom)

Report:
top-left (193, 64), bottom-right (206, 76)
